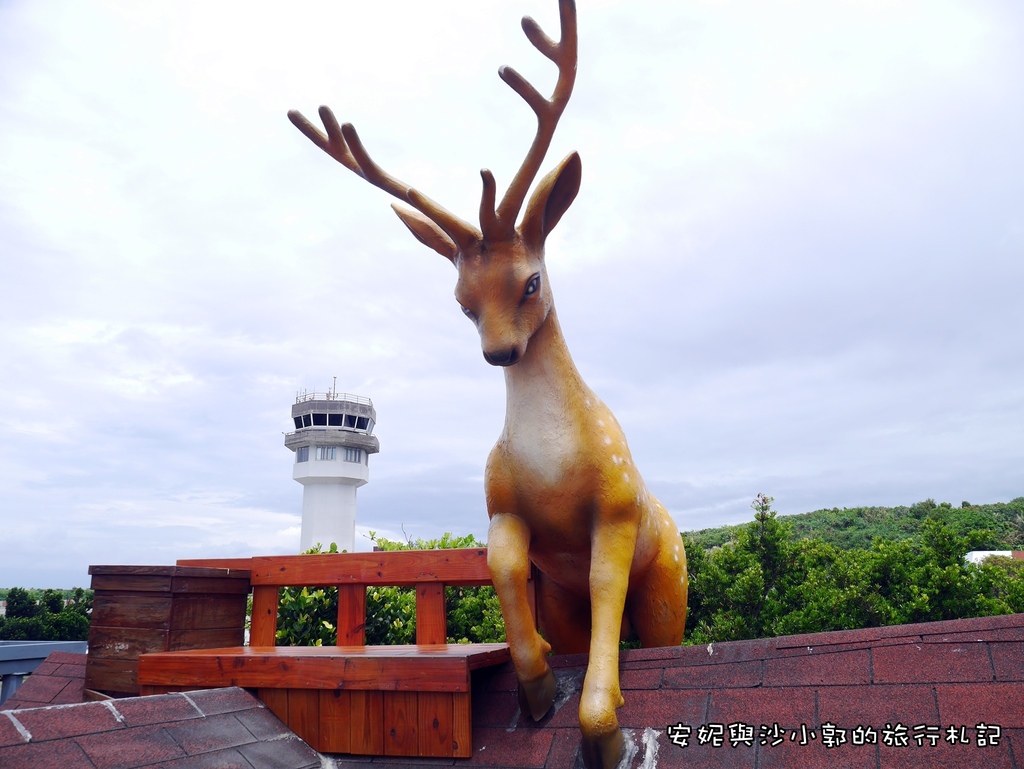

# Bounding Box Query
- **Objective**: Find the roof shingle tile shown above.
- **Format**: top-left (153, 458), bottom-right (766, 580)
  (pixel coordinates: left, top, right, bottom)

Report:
top-left (75, 724), bottom-right (185, 769)
top-left (763, 648), bottom-right (872, 686)
top-left (13, 701), bottom-right (125, 742)
top-left (872, 641), bottom-right (995, 684)
top-left (113, 694), bottom-right (202, 728)
top-left (0, 737), bottom-right (96, 769)
top-left (163, 712), bottom-right (257, 756)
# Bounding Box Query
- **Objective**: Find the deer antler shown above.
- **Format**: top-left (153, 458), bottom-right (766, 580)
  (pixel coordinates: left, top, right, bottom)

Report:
top-left (286, 106), bottom-right (481, 253)
top-left (483, 0), bottom-right (577, 242)
top-left (288, 0), bottom-right (576, 252)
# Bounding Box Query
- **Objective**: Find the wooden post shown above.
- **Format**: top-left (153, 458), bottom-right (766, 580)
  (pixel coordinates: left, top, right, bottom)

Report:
top-left (415, 583), bottom-right (447, 645)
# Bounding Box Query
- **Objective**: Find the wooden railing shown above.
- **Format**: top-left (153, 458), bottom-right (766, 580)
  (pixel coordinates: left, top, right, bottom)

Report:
top-left (134, 548), bottom-right (529, 758)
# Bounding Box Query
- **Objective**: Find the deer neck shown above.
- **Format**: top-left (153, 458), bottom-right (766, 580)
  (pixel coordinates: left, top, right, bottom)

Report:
top-left (502, 306), bottom-right (590, 437)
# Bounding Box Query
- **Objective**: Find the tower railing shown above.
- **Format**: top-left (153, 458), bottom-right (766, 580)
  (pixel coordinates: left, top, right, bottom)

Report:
top-left (295, 391), bottom-right (372, 405)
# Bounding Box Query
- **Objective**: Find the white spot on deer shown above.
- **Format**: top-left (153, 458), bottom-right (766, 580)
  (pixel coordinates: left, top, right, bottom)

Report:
top-left (623, 473), bottom-right (630, 484)
top-left (603, 435), bottom-right (612, 446)
top-left (611, 454), bottom-right (621, 465)
top-left (597, 419), bottom-right (605, 427)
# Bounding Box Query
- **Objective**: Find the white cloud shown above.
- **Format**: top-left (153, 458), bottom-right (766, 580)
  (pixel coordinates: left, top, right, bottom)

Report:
top-left (0, 0), bottom-right (1021, 587)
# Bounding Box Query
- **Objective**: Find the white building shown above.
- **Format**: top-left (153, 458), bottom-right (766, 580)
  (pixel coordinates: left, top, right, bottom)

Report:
top-left (965, 550), bottom-right (1023, 565)
top-left (285, 389), bottom-right (379, 553)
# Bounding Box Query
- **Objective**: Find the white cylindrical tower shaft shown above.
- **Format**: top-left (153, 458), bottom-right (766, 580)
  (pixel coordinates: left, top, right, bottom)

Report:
top-left (285, 391), bottom-right (379, 553)
top-left (296, 479), bottom-right (360, 554)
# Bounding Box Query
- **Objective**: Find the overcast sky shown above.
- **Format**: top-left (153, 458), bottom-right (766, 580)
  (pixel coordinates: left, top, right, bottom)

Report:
top-left (1, 0), bottom-right (1021, 588)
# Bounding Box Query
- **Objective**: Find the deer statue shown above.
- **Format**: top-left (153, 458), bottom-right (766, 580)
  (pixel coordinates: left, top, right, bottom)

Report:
top-left (288, 1), bottom-right (687, 766)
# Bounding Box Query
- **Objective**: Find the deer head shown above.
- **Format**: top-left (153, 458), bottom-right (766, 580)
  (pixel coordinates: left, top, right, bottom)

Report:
top-left (288, 0), bottom-right (579, 367)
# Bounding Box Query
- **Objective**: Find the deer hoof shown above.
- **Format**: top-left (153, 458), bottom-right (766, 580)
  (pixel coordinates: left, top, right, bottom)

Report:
top-left (517, 667), bottom-right (557, 721)
top-left (581, 728), bottom-right (625, 769)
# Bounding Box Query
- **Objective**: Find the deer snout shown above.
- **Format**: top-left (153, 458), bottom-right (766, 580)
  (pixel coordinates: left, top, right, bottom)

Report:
top-left (484, 348), bottom-right (520, 367)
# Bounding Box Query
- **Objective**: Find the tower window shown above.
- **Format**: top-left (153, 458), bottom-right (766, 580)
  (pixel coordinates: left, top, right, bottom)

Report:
top-left (344, 414), bottom-right (357, 428)
top-left (355, 416), bottom-right (369, 430)
top-left (301, 414), bottom-right (312, 428)
top-left (328, 414), bottom-right (344, 426)
top-left (293, 416), bottom-right (303, 430)
top-left (296, 446), bottom-right (309, 463)
top-left (316, 446), bottom-right (336, 460)
top-left (344, 448), bottom-right (363, 463)
top-left (312, 413), bottom-right (327, 426)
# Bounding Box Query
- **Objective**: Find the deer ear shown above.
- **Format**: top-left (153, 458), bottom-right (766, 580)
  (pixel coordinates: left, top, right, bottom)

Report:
top-left (392, 204), bottom-right (459, 262)
top-left (521, 152), bottom-right (581, 248)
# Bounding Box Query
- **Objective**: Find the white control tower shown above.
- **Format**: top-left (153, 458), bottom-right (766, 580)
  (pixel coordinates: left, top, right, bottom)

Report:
top-left (285, 387), bottom-right (379, 552)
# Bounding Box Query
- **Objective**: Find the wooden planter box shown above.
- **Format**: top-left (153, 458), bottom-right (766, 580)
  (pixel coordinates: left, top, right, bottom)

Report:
top-left (85, 565), bottom-right (251, 696)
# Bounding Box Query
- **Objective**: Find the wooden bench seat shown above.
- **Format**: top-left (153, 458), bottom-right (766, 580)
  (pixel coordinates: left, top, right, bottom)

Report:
top-left (136, 548), bottom-right (528, 758)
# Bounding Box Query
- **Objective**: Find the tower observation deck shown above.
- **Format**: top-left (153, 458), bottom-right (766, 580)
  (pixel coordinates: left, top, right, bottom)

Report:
top-left (285, 389), bottom-right (380, 552)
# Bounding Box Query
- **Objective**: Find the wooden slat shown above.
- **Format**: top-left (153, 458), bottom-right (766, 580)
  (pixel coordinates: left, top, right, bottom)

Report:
top-left (350, 691), bottom-right (384, 755)
top-left (417, 691), bottom-right (453, 757)
top-left (337, 584), bottom-right (366, 645)
top-left (250, 548), bottom-right (492, 587)
top-left (169, 594), bottom-right (248, 630)
top-left (383, 691), bottom-right (418, 756)
top-left (167, 627), bottom-right (245, 650)
top-left (250, 585), bottom-right (280, 646)
top-left (91, 563), bottom-right (251, 579)
top-left (176, 557), bottom-right (255, 571)
top-left (452, 691), bottom-right (472, 758)
top-left (84, 657), bottom-right (141, 694)
top-left (138, 645), bottom-right (501, 692)
top-left (259, 687), bottom-right (289, 724)
top-left (90, 565), bottom-right (177, 576)
top-left (89, 626), bottom-right (169, 660)
top-left (287, 689), bottom-right (320, 747)
top-left (415, 583), bottom-right (447, 645)
top-left (91, 592), bottom-right (173, 630)
top-left (168, 576), bottom-right (251, 595)
top-left (90, 574), bottom-right (174, 593)
top-left (318, 690), bottom-right (352, 754)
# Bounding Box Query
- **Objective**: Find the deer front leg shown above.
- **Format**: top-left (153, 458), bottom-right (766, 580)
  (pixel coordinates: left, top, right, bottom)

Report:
top-left (579, 518), bottom-right (636, 769)
top-left (487, 512), bottom-right (556, 720)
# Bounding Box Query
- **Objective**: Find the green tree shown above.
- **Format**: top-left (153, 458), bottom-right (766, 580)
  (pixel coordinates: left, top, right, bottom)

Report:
top-left (274, 533), bottom-right (506, 647)
top-left (685, 496), bottom-right (1024, 646)
top-left (0, 586), bottom-right (92, 641)
top-left (41, 589), bottom-right (65, 615)
top-left (364, 532), bottom-right (504, 645)
top-left (687, 494), bottom-right (797, 643)
top-left (4, 588), bottom-right (38, 619)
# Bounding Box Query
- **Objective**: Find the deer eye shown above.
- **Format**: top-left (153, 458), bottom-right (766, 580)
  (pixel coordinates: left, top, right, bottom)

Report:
top-left (460, 304), bottom-right (477, 322)
top-left (524, 274), bottom-right (541, 298)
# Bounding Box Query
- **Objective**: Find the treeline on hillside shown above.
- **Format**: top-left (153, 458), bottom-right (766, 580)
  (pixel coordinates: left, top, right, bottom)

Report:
top-left (278, 494), bottom-right (1024, 648)
top-left (0, 587), bottom-right (92, 641)
top-left (684, 494), bottom-right (1024, 644)
top-left (688, 497), bottom-right (1024, 551)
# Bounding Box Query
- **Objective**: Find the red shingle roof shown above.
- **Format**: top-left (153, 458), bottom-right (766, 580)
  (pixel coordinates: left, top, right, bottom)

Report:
top-left (1, 676), bottom-right (320, 769)
top-left (4, 612), bottom-right (1023, 768)
top-left (449, 612), bottom-right (1024, 769)
top-left (2, 650), bottom-right (87, 709)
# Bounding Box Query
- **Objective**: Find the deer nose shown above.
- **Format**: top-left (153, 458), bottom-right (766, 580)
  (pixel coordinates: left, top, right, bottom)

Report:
top-left (484, 348), bottom-right (519, 367)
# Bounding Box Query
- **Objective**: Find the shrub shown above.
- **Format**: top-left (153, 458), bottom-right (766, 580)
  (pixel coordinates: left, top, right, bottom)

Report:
top-left (274, 534), bottom-right (506, 646)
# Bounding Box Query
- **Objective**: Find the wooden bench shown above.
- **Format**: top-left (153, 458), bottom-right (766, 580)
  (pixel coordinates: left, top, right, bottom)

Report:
top-left (137, 548), bottom-right (527, 758)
